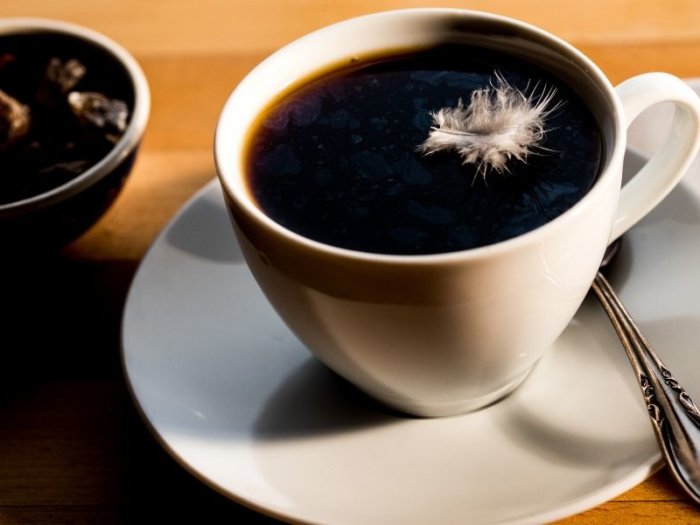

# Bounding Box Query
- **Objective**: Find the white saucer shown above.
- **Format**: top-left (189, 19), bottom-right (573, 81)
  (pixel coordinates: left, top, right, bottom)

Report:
top-left (123, 143), bottom-right (700, 523)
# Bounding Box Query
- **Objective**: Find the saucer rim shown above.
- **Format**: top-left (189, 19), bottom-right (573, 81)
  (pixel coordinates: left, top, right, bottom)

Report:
top-left (122, 149), bottom-right (668, 525)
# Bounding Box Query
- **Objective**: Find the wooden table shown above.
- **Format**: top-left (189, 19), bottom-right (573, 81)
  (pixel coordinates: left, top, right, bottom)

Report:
top-left (1, 1), bottom-right (699, 523)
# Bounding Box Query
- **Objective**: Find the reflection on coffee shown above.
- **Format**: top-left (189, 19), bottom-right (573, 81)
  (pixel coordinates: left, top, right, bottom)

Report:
top-left (244, 44), bottom-right (602, 255)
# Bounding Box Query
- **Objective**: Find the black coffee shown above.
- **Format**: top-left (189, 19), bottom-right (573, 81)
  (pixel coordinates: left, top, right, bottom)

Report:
top-left (245, 44), bottom-right (602, 255)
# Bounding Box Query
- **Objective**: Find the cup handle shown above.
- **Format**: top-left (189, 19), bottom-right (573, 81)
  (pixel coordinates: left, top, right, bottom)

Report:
top-left (611, 73), bottom-right (700, 241)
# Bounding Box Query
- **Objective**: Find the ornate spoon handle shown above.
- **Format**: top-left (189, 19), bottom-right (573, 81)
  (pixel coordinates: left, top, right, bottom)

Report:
top-left (592, 271), bottom-right (700, 504)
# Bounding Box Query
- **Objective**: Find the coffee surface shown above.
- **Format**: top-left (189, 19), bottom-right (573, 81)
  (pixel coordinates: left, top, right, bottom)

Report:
top-left (245, 45), bottom-right (602, 255)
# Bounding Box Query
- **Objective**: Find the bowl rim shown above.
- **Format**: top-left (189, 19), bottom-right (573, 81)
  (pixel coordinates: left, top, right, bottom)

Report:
top-left (0, 17), bottom-right (150, 215)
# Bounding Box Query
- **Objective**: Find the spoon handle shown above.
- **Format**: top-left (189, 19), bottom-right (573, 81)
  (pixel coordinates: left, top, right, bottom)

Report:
top-left (592, 271), bottom-right (700, 504)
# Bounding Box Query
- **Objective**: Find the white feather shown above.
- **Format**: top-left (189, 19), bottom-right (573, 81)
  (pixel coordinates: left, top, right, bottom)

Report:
top-left (418, 73), bottom-right (560, 176)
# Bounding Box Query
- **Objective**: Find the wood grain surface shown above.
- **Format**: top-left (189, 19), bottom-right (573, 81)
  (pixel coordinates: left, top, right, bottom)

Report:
top-left (1, 1), bottom-right (700, 523)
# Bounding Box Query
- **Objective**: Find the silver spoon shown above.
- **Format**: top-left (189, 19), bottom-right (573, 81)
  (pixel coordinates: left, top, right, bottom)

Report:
top-left (593, 239), bottom-right (700, 504)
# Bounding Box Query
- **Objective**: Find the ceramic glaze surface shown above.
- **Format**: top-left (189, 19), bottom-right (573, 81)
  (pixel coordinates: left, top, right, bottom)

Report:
top-left (0, 18), bottom-right (150, 250)
top-left (123, 133), bottom-right (700, 522)
top-left (215, 9), bottom-right (700, 415)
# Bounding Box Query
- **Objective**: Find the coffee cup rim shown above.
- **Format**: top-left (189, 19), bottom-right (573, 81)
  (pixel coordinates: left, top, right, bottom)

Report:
top-left (215, 8), bottom-right (626, 264)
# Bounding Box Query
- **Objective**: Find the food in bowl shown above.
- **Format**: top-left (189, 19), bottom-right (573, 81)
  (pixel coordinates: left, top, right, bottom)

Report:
top-left (0, 18), bottom-right (149, 251)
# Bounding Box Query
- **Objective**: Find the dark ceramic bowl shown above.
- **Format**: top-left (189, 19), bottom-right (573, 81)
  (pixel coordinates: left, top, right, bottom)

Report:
top-left (0, 18), bottom-right (150, 252)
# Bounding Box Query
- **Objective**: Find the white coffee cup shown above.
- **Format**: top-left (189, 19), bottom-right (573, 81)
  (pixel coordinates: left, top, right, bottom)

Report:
top-left (215, 9), bottom-right (700, 417)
